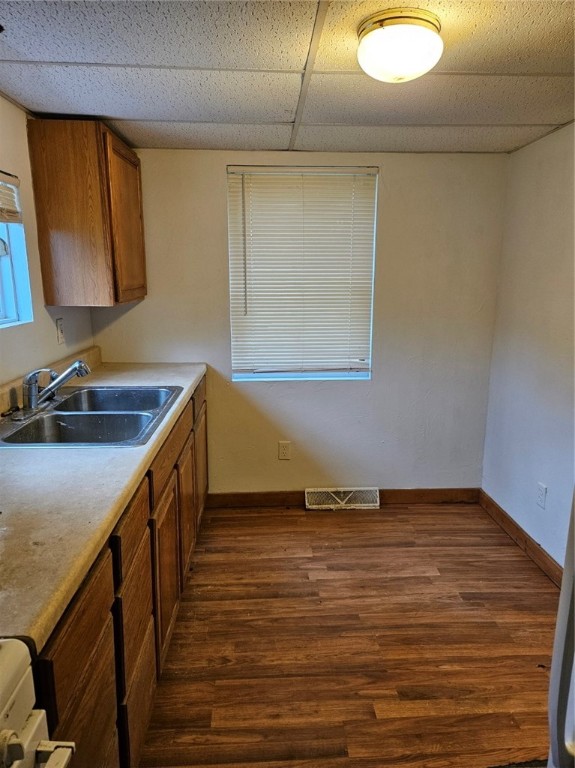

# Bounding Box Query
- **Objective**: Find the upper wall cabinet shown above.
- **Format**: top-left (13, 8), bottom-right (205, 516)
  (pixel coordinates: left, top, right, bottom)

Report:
top-left (27, 118), bottom-right (147, 306)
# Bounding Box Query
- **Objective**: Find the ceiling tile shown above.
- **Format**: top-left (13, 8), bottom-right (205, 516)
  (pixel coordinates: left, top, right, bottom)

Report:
top-left (108, 120), bottom-right (292, 150)
top-left (294, 124), bottom-right (557, 153)
top-left (0, 0), bottom-right (571, 153)
top-left (316, 0), bottom-right (575, 74)
top-left (0, 64), bottom-right (302, 122)
top-left (0, 1), bottom-right (316, 70)
top-left (302, 73), bottom-right (574, 126)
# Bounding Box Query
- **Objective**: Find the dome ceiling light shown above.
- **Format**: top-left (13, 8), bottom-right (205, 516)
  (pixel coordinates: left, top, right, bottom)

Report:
top-left (357, 7), bottom-right (444, 83)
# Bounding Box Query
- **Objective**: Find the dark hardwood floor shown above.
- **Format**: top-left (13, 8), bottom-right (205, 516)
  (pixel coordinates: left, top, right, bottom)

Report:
top-left (140, 503), bottom-right (559, 768)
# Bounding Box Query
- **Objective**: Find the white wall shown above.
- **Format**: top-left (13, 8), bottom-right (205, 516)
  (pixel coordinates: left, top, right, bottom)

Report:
top-left (483, 125), bottom-right (574, 565)
top-left (92, 150), bottom-right (507, 494)
top-left (0, 95), bottom-right (93, 383)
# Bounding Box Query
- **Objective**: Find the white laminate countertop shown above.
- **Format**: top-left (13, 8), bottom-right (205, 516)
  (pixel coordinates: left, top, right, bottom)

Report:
top-left (0, 362), bottom-right (206, 652)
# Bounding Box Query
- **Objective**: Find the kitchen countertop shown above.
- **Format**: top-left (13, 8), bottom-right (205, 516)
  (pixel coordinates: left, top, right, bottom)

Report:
top-left (0, 362), bottom-right (206, 653)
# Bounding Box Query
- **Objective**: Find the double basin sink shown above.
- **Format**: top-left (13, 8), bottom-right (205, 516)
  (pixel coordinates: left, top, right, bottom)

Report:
top-left (0, 386), bottom-right (183, 446)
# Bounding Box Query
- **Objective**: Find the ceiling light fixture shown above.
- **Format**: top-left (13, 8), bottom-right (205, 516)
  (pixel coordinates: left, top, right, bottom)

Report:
top-left (357, 7), bottom-right (443, 84)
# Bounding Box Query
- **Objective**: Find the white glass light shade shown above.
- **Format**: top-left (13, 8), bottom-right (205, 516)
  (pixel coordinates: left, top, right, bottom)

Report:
top-left (357, 10), bottom-right (443, 83)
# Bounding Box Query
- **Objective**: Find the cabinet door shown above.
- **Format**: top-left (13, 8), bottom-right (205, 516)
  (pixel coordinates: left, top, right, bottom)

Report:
top-left (53, 617), bottom-right (119, 768)
top-left (104, 130), bottom-right (147, 303)
top-left (114, 527), bottom-right (154, 700)
top-left (194, 402), bottom-right (208, 534)
top-left (27, 119), bottom-right (114, 306)
top-left (177, 432), bottom-right (196, 590)
top-left (118, 617), bottom-right (156, 768)
top-left (150, 470), bottom-right (180, 673)
top-left (36, 551), bottom-right (115, 732)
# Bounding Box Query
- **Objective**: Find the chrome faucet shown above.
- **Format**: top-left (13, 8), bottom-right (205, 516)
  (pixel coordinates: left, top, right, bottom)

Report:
top-left (22, 359), bottom-right (91, 411)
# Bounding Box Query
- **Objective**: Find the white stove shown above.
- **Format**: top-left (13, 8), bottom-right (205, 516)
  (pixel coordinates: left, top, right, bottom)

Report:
top-left (0, 639), bottom-right (74, 768)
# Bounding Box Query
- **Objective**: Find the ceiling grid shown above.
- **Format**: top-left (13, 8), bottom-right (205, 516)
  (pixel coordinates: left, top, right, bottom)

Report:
top-left (0, 0), bottom-right (571, 152)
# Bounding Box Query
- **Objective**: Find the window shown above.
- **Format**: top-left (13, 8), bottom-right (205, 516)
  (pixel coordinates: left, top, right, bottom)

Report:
top-left (227, 166), bottom-right (378, 381)
top-left (0, 171), bottom-right (33, 328)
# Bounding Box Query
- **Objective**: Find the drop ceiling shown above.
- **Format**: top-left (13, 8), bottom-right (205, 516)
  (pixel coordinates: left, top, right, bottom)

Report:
top-left (0, 0), bottom-right (572, 153)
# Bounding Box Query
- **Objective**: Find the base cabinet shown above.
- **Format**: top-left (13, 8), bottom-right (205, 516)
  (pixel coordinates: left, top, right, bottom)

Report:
top-left (34, 374), bottom-right (207, 768)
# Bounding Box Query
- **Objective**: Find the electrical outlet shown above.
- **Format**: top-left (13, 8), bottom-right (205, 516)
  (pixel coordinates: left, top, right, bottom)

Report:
top-left (537, 482), bottom-right (547, 510)
top-left (278, 441), bottom-right (291, 460)
top-left (56, 317), bottom-right (65, 345)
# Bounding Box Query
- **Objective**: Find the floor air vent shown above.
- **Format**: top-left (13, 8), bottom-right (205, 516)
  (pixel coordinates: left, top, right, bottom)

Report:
top-left (305, 488), bottom-right (380, 510)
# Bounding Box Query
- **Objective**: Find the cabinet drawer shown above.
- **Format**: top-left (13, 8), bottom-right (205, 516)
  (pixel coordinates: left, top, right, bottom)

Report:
top-left (37, 550), bottom-right (114, 729)
top-left (149, 401), bottom-right (193, 507)
top-left (118, 617), bottom-right (156, 768)
top-left (53, 617), bottom-right (118, 768)
top-left (192, 375), bottom-right (206, 422)
top-left (114, 527), bottom-right (154, 698)
top-left (110, 478), bottom-right (150, 588)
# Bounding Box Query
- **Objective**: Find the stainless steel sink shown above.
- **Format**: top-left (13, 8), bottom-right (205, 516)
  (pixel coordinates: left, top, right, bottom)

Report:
top-left (54, 386), bottom-right (177, 412)
top-left (3, 412), bottom-right (154, 445)
top-left (0, 385), bottom-right (183, 446)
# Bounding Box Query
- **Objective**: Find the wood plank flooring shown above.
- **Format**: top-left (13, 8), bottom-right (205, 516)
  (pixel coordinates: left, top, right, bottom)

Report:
top-left (140, 504), bottom-right (559, 768)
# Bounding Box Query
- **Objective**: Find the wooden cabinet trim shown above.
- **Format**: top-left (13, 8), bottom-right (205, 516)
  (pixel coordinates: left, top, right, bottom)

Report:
top-left (194, 401), bottom-right (208, 533)
top-left (177, 431), bottom-right (196, 590)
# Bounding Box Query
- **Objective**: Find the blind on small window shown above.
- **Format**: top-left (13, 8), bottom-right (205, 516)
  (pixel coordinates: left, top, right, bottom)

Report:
top-left (227, 166), bottom-right (378, 380)
top-left (0, 171), bottom-right (22, 224)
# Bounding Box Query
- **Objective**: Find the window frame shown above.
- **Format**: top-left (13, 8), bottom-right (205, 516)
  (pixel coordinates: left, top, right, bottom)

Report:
top-left (227, 165), bottom-right (378, 383)
top-left (0, 171), bottom-right (33, 329)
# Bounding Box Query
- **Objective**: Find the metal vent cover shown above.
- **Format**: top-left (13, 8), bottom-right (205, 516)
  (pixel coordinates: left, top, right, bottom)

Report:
top-left (305, 487), bottom-right (380, 510)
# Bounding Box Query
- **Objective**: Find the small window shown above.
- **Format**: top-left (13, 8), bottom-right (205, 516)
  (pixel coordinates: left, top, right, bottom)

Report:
top-left (0, 171), bottom-right (33, 328)
top-left (227, 166), bottom-right (378, 381)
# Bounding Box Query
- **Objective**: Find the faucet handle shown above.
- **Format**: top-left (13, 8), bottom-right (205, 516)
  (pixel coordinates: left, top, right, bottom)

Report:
top-left (22, 368), bottom-right (58, 411)
top-left (23, 368), bottom-right (58, 385)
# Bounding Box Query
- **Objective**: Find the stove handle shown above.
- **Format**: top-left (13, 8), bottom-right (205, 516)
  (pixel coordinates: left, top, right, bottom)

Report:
top-left (36, 740), bottom-right (75, 768)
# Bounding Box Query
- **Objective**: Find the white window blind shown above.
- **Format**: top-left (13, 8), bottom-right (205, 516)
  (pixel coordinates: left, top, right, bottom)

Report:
top-left (227, 166), bottom-right (378, 381)
top-left (0, 171), bottom-right (22, 224)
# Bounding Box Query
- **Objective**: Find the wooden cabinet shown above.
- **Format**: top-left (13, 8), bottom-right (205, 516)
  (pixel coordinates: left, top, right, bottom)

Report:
top-left (147, 385), bottom-right (206, 671)
top-left (35, 551), bottom-right (118, 768)
top-left (34, 374), bottom-right (207, 767)
top-left (27, 118), bottom-right (147, 307)
top-left (110, 478), bottom-right (156, 768)
top-left (150, 471), bottom-right (180, 673)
